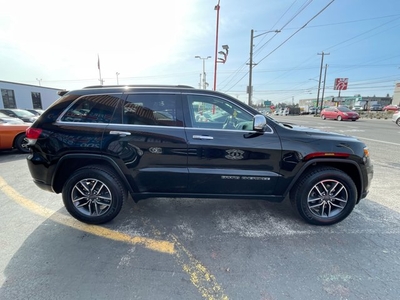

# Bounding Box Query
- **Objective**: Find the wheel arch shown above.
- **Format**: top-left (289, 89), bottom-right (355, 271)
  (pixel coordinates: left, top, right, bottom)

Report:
top-left (286, 159), bottom-right (363, 203)
top-left (52, 154), bottom-right (135, 196)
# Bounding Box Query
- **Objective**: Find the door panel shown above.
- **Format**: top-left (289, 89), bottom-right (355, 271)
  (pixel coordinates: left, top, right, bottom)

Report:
top-left (103, 93), bottom-right (188, 193)
top-left (183, 94), bottom-right (282, 195)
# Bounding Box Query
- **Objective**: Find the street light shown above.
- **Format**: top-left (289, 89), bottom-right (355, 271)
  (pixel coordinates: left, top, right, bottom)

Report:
top-left (195, 56), bottom-right (211, 89)
top-left (217, 45), bottom-right (229, 63)
top-left (116, 72), bottom-right (120, 85)
top-left (36, 78), bottom-right (42, 86)
top-left (248, 29), bottom-right (280, 106)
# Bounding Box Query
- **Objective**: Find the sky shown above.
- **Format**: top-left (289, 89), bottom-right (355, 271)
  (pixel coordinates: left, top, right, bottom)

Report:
top-left (1, 0), bottom-right (400, 105)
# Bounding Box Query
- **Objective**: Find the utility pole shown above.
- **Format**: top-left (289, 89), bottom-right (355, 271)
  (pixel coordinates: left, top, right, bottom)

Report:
top-left (248, 29), bottom-right (255, 107)
top-left (195, 56), bottom-right (211, 89)
top-left (116, 72), bottom-right (120, 85)
top-left (316, 51), bottom-right (330, 115)
top-left (248, 29), bottom-right (280, 107)
top-left (320, 64), bottom-right (328, 111)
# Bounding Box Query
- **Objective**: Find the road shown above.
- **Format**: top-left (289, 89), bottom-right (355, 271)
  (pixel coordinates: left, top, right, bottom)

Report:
top-left (0, 115), bottom-right (399, 300)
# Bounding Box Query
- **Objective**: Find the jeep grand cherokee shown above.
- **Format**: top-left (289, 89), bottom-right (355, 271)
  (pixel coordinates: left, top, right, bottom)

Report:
top-left (26, 85), bottom-right (373, 225)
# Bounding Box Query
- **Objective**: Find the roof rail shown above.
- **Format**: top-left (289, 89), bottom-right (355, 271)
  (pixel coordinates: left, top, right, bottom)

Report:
top-left (58, 90), bottom-right (68, 96)
top-left (83, 84), bottom-right (195, 89)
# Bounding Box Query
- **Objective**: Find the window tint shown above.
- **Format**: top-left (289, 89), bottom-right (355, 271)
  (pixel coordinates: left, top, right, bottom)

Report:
top-left (123, 94), bottom-right (183, 127)
top-left (186, 95), bottom-right (253, 130)
top-left (61, 94), bottom-right (120, 123)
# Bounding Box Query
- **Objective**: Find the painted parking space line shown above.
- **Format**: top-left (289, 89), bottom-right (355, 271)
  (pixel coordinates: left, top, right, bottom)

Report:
top-left (0, 176), bottom-right (174, 254)
top-left (0, 176), bottom-right (229, 300)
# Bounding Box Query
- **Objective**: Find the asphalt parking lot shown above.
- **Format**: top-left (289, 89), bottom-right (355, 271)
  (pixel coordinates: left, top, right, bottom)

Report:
top-left (1, 115), bottom-right (400, 300)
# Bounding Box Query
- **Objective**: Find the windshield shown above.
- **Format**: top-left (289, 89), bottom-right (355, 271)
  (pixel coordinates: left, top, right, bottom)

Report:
top-left (14, 110), bottom-right (35, 117)
top-left (338, 106), bottom-right (352, 112)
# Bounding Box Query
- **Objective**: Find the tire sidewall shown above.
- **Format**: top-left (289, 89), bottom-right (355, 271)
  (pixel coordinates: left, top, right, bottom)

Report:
top-left (15, 134), bottom-right (29, 153)
top-left (295, 169), bottom-right (357, 225)
top-left (62, 167), bottom-right (124, 224)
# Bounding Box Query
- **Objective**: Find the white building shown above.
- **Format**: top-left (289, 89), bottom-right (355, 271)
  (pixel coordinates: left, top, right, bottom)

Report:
top-left (0, 80), bottom-right (61, 109)
top-left (393, 82), bottom-right (400, 106)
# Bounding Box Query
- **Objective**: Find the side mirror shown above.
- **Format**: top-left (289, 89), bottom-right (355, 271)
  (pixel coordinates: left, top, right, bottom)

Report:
top-left (253, 114), bottom-right (266, 131)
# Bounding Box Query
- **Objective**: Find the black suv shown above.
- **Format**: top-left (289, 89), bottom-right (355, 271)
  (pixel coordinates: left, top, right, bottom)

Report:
top-left (26, 85), bottom-right (373, 225)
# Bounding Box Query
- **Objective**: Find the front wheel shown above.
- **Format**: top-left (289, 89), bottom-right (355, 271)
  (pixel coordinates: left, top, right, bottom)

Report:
top-left (62, 165), bottom-right (126, 224)
top-left (290, 167), bottom-right (357, 225)
top-left (396, 118), bottom-right (400, 126)
top-left (321, 115), bottom-right (326, 120)
top-left (337, 116), bottom-right (342, 121)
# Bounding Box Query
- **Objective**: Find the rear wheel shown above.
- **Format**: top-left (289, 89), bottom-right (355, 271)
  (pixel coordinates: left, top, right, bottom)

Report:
top-left (14, 134), bottom-right (30, 153)
top-left (62, 165), bottom-right (126, 224)
top-left (321, 115), bottom-right (326, 120)
top-left (290, 167), bottom-right (357, 225)
top-left (396, 118), bottom-right (400, 126)
top-left (337, 116), bottom-right (342, 121)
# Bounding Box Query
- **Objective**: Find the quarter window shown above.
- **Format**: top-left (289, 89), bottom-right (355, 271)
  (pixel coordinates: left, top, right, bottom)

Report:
top-left (61, 94), bottom-right (121, 123)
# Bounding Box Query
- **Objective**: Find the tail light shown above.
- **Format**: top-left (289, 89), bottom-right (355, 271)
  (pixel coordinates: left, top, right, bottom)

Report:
top-left (26, 127), bottom-right (42, 145)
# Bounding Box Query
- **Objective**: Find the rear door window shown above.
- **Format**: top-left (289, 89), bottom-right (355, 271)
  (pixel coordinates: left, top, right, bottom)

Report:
top-left (123, 93), bottom-right (183, 127)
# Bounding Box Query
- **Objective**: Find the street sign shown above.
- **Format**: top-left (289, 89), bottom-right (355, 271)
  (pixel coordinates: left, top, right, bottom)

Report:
top-left (264, 100), bottom-right (271, 106)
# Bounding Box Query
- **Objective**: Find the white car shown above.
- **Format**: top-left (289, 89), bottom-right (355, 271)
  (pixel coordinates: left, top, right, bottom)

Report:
top-left (392, 111), bottom-right (400, 126)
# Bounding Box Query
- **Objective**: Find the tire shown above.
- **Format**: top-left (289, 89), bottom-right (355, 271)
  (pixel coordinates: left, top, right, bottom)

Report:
top-left (290, 167), bottom-right (357, 225)
top-left (396, 118), bottom-right (400, 126)
top-left (14, 134), bottom-right (30, 153)
top-left (321, 115), bottom-right (326, 120)
top-left (62, 165), bottom-right (126, 224)
top-left (337, 116), bottom-right (342, 121)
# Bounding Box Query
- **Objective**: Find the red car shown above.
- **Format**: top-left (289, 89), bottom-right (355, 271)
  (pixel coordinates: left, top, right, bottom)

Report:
top-left (321, 106), bottom-right (359, 121)
top-left (383, 105), bottom-right (399, 112)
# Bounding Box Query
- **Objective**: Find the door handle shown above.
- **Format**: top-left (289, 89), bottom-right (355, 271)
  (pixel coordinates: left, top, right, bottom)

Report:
top-left (110, 131), bottom-right (131, 136)
top-left (193, 135), bottom-right (214, 140)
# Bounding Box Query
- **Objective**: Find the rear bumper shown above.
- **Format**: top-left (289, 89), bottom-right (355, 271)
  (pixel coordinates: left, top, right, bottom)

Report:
top-left (26, 154), bottom-right (56, 193)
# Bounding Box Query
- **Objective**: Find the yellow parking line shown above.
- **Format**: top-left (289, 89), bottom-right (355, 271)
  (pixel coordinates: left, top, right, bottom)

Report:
top-left (0, 176), bottom-right (174, 254)
top-left (171, 235), bottom-right (229, 300)
top-left (0, 176), bottom-right (229, 299)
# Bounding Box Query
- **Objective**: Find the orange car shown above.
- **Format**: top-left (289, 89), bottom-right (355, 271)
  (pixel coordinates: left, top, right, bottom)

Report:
top-left (0, 123), bottom-right (30, 153)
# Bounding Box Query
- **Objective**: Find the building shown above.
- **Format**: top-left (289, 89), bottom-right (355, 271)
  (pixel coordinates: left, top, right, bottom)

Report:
top-left (0, 80), bottom-right (61, 109)
top-left (393, 82), bottom-right (400, 106)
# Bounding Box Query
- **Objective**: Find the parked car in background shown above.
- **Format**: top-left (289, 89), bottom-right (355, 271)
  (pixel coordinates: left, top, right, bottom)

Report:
top-left (0, 123), bottom-right (30, 153)
top-left (0, 112), bottom-right (24, 124)
top-left (392, 111), bottom-right (400, 126)
top-left (383, 105), bottom-right (399, 112)
top-left (308, 107), bottom-right (320, 114)
top-left (0, 109), bottom-right (39, 123)
top-left (321, 106), bottom-right (359, 121)
top-left (369, 104), bottom-right (383, 111)
top-left (25, 109), bottom-right (45, 116)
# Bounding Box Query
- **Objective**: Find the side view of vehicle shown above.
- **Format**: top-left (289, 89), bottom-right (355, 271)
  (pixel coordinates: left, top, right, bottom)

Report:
top-left (321, 106), bottom-right (359, 121)
top-left (26, 85), bottom-right (373, 226)
top-left (0, 123), bottom-right (30, 153)
top-left (383, 105), bottom-right (399, 112)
